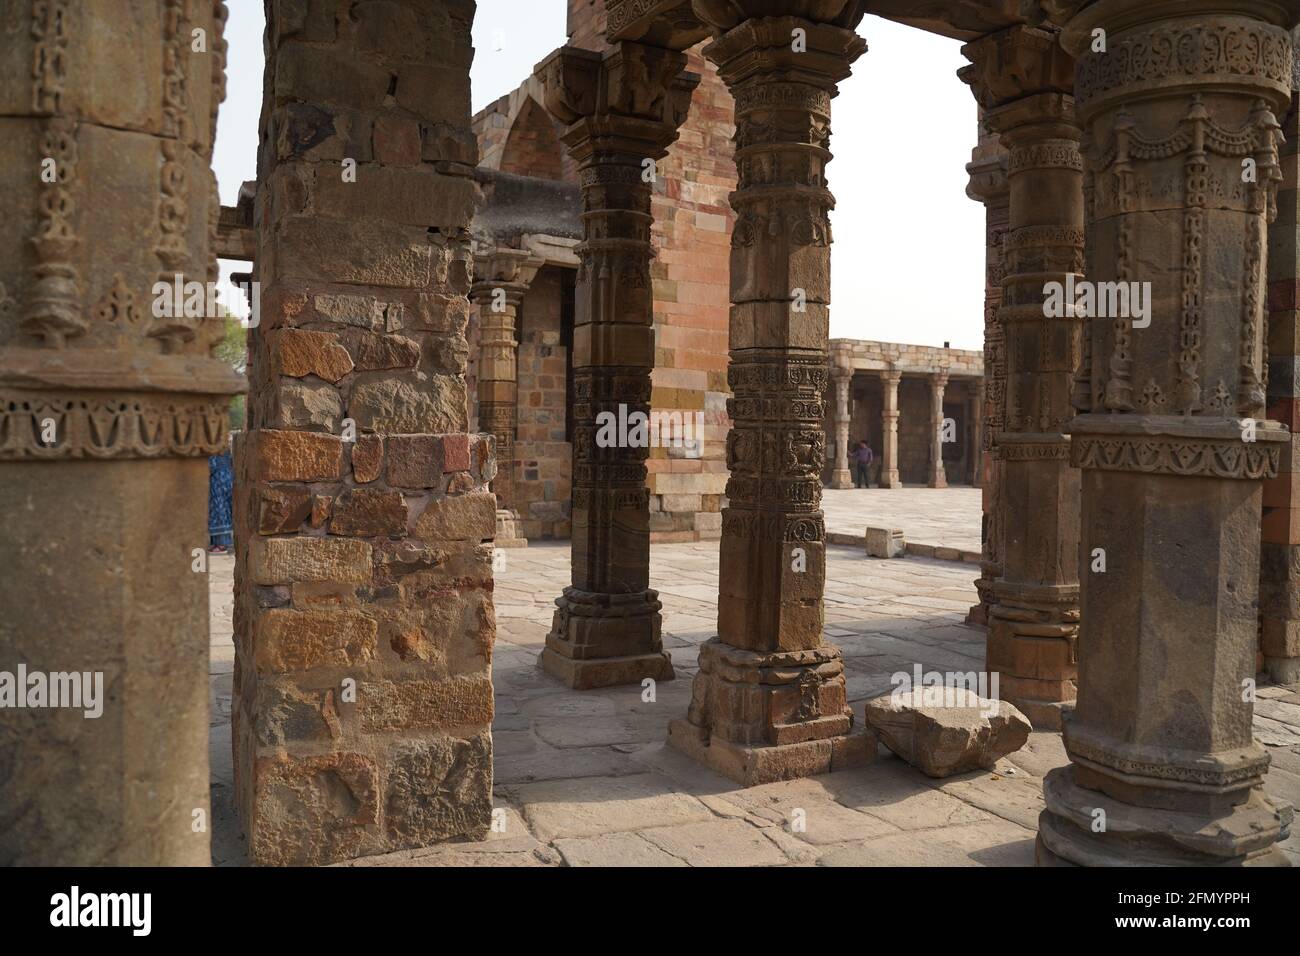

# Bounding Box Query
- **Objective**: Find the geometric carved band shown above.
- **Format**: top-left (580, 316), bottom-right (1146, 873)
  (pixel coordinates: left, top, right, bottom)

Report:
top-left (1071, 434), bottom-right (1280, 480)
top-left (997, 441), bottom-right (1071, 462)
top-left (0, 391), bottom-right (230, 460)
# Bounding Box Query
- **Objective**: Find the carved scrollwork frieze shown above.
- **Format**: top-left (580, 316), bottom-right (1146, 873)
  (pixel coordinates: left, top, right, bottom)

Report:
top-left (0, 391), bottom-right (229, 459)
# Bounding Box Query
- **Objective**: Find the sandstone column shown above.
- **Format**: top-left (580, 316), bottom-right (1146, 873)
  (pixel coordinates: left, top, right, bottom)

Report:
top-left (961, 25), bottom-right (1083, 729)
top-left (965, 139), bottom-right (1010, 625)
top-left (880, 369), bottom-right (903, 487)
top-left (232, 0), bottom-right (497, 866)
top-left (1040, 0), bottom-right (1296, 865)
top-left (667, 2), bottom-right (872, 785)
top-left (1261, 43), bottom-right (1300, 687)
top-left (972, 379), bottom-right (986, 487)
top-left (0, 1), bottom-right (241, 865)
top-left (927, 371), bottom-right (950, 488)
top-left (830, 367), bottom-right (853, 488)
top-left (470, 248), bottom-right (542, 548)
top-left (536, 43), bottom-right (697, 689)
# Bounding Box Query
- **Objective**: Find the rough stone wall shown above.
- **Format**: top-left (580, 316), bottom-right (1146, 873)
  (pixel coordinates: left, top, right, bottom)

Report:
top-left (515, 265), bottom-right (573, 538)
top-left (232, 0), bottom-right (496, 866)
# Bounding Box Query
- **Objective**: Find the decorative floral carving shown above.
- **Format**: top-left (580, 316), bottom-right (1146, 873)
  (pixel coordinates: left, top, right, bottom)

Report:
top-left (0, 393), bottom-right (229, 459)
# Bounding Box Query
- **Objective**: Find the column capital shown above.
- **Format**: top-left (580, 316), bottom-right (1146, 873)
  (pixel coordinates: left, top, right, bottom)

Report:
top-left (536, 42), bottom-right (700, 164)
top-left (700, 14), bottom-right (866, 89)
top-left (880, 368), bottom-right (902, 385)
top-left (959, 25), bottom-right (1074, 114)
top-left (470, 247), bottom-right (544, 306)
top-left (693, 0), bottom-right (866, 34)
top-left (928, 370), bottom-right (950, 389)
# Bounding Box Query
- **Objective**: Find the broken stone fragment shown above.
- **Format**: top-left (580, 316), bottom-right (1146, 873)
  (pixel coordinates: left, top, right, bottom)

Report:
top-left (863, 688), bottom-right (1030, 778)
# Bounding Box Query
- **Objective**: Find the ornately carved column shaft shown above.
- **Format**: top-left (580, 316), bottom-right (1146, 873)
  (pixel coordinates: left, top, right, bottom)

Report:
top-left (668, 10), bottom-right (873, 785)
top-left (537, 43), bottom-right (698, 688)
top-left (961, 25), bottom-right (1083, 730)
top-left (831, 368), bottom-right (853, 488)
top-left (927, 371), bottom-right (950, 488)
top-left (0, 1), bottom-right (242, 865)
top-left (880, 369), bottom-right (902, 487)
top-left (1040, 0), bottom-right (1296, 866)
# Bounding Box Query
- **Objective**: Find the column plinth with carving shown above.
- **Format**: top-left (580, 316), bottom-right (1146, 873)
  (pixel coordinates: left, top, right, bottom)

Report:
top-left (666, 4), bottom-right (874, 785)
top-left (927, 371), bottom-right (950, 488)
top-left (470, 249), bottom-right (542, 548)
top-left (830, 367), bottom-right (853, 488)
top-left (961, 25), bottom-right (1083, 729)
top-left (1038, 0), bottom-right (1296, 866)
top-left (537, 43), bottom-right (697, 689)
top-left (880, 370), bottom-right (903, 488)
top-left (0, 2), bottom-right (242, 865)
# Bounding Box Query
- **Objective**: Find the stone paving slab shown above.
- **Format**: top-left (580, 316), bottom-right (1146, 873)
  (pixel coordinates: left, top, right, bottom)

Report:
top-left (822, 486), bottom-right (982, 554)
top-left (208, 537), bottom-right (1300, 867)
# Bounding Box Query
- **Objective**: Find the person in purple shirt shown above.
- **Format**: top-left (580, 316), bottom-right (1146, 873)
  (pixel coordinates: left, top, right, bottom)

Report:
top-left (854, 439), bottom-right (874, 488)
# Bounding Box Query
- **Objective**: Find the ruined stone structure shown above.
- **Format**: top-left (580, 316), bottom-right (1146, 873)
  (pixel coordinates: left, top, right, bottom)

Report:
top-left (3, 0), bottom-right (1297, 869)
top-left (825, 340), bottom-right (984, 489)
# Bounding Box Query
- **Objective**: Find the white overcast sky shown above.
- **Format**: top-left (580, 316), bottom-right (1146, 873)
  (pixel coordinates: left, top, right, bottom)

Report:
top-left (214, 2), bottom-right (983, 350)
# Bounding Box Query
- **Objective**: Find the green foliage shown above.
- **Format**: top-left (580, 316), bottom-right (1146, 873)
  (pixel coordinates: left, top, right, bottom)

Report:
top-left (215, 316), bottom-right (248, 430)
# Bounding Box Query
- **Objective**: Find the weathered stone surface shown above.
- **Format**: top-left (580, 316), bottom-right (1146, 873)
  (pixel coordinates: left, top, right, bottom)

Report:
top-left (250, 537), bottom-right (374, 585)
top-left (414, 492), bottom-right (496, 542)
top-left (277, 380), bottom-right (345, 431)
top-left (866, 527), bottom-right (904, 558)
top-left (384, 733), bottom-right (493, 845)
top-left (330, 489), bottom-right (409, 537)
top-left (254, 430), bottom-right (345, 481)
top-left (274, 328), bottom-right (354, 382)
top-left (258, 487), bottom-right (313, 535)
top-left (352, 435), bottom-right (384, 483)
top-left (248, 753), bottom-right (381, 867)
top-left (516, 773), bottom-right (712, 842)
top-left (349, 371), bottom-right (466, 434)
top-left (864, 688), bottom-right (1030, 778)
top-left (256, 608), bottom-right (379, 675)
top-left (386, 434), bottom-right (443, 487)
top-left (360, 675), bottom-right (495, 732)
top-left (345, 329), bottom-right (422, 370)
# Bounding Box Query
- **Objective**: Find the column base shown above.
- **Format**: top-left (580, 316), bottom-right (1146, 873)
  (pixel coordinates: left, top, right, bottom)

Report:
top-left (494, 509), bottom-right (528, 548)
top-left (667, 638), bottom-right (874, 785)
top-left (667, 717), bottom-right (875, 787)
top-left (880, 470), bottom-right (902, 488)
top-left (1038, 766), bottom-right (1293, 866)
top-left (830, 469), bottom-right (853, 489)
top-left (539, 647), bottom-right (674, 689)
top-left (542, 586), bottom-right (671, 689)
top-left (988, 583), bottom-right (1079, 730)
top-left (1264, 655), bottom-right (1300, 687)
top-left (928, 475), bottom-right (948, 489)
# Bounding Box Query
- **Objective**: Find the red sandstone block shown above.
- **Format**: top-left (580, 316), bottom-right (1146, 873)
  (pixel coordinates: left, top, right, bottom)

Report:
top-left (1267, 398), bottom-right (1300, 430)
top-left (443, 434), bottom-right (471, 473)
top-left (254, 430), bottom-right (345, 482)
top-left (1262, 505), bottom-right (1300, 544)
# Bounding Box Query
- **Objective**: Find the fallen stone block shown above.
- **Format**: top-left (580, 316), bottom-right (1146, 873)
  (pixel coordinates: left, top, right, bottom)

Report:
top-left (865, 526), bottom-right (905, 558)
top-left (863, 688), bottom-right (1031, 778)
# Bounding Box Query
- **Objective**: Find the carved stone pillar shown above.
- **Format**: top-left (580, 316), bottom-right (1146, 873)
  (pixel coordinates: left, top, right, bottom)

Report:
top-left (536, 43), bottom-right (697, 689)
top-left (965, 141), bottom-right (1010, 625)
top-left (0, 1), bottom-right (242, 865)
top-left (831, 367), bottom-right (853, 488)
top-left (927, 371), bottom-right (950, 488)
top-left (961, 25), bottom-right (1083, 730)
top-left (1039, 0), bottom-right (1296, 866)
top-left (470, 248), bottom-right (542, 548)
top-left (667, 3), bottom-right (873, 785)
top-left (972, 379), bottom-right (986, 487)
top-left (880, 369), bottom-right (903, 487)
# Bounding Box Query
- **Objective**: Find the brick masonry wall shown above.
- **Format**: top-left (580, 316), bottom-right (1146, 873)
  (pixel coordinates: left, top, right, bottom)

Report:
top-left (515, 265), bottom-right (573, 538)
top-left (233, 0), bottom-right (497, 866)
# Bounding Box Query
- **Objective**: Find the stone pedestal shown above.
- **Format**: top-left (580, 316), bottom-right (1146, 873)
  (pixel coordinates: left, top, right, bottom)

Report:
top-left (536, 42), bottom-right (697, 688)
top-left (470, 248), bottom-right (542, 550)
top-left (927, 371), bottom-right (950, 488)
top-left (1040, 0), bottom-right (1296, 866)
top-left (0, 1), bottom-right (241, 865)
top-left (830, 368), bottom-right (853, 488)
top-left (961, 25), bottom-right (1083, 729)
top-left (880, 369), bottom-right (903, 488)
top-left (666, 3), bottom-right (874, 786)
top-left (232, 1), bottom-right (497, 866)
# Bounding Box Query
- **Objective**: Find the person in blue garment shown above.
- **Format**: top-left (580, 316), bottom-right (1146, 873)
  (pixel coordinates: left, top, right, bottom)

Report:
top-left (208, 444), bottom-right (234, 553)
top-left (853, 439), bottom-right (874, 488)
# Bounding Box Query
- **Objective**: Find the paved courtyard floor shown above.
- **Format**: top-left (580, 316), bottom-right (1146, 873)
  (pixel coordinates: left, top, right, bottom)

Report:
top-left (822, 486), bottom-right (982, 553)
top-left (206, 489), bottom-right (1300, 867)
